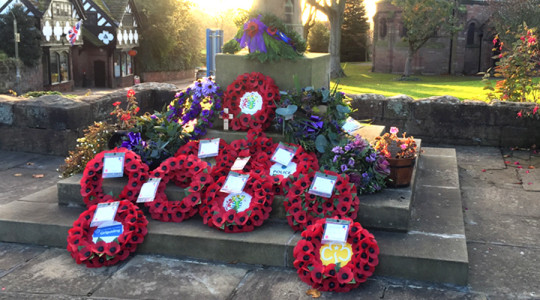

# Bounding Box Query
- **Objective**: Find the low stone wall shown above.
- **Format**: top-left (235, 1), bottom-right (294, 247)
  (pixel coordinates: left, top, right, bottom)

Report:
top-left (349, 94), bottom-right (540, 147)
top-left (0, 83), bottom-right (178, 155)
top-left (141, 70), bottom-right (195, 83)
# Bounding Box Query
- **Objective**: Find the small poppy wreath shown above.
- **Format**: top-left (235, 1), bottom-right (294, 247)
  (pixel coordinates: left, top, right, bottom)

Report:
top-left (283, 170), bottom-right (359, 232)
top-left (66, 198), bottom-right (148, 268)
top-left (80, 148), bottom-right (149, 207)
top-left (144, 154), bottom-right (212, 222)
top-left (199, 172), bottom-right (275, 233)
top-left (293, 217), bottom-right (379, 292)
top-left (223, 72), bottom-right (279, 132)
top-left (175, 139), bottom-right (238, 172)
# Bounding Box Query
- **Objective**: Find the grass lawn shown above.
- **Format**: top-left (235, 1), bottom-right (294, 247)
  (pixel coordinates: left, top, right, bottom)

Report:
top-left (332, 63), bottom-right (490, 101)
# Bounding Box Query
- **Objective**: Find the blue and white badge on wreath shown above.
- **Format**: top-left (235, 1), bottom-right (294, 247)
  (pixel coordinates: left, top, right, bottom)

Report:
top-left (222, 192), bottom-right (252, 213)
top-left (220, 171), bottom-right (249, 194)
top-left (198, 138), bottom-right (220, 158)
top-left (103, 152), bottom-right (125, 178)
top-left (270, 142), bottom-right (297, 166)
top-left (322, 218), bottom-right (351, 244)
top-left (308, 172), bottom-right (337, 198)
top-left (92, 221), bottom-right (123, 243)
top-left (239, 92), bottom-right (263, 115)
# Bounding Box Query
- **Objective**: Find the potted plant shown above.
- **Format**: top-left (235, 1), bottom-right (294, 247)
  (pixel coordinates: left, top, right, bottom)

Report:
top-left (373, 127), bottom-right (418, 188)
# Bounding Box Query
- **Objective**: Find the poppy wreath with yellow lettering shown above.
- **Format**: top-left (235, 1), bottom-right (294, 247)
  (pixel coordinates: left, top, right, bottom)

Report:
top-left (283, 170), bottom-right (359, 232)
top-left (80, 148), bottom-right (149, 207)
top-left (199, 171), bottom-right (275, 233)
top-left (175, 139), bottom-right (238, 172)
top-left (144, 154), bottom-right (212, 222)
top-left (66, 198), bottom-right (148, 268)
top-left (223, 72), bottom-right (279, 132)
top-left (293, 217), bottom-right (379, 292)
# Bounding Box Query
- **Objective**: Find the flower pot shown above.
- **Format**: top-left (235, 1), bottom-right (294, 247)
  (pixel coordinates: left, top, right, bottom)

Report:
top-left (386, 157), bottom-right (416, 188)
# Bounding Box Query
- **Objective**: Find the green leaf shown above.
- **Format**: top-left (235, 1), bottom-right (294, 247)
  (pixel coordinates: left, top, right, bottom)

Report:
top-left (322, 89), bottom-right (330, 103)
top-left (315, 135), bottom-right (328, 153)
top-left (336, 105), bottom-right (351, 114)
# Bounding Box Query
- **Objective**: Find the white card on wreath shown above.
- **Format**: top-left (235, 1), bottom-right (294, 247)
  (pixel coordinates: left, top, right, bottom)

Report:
top-left (90, 201), bottom-right (120, 228)
top-left (270, 143), bottom-right (297, 166)
top-left (342, 117), bottom-right (363, 134)
top-left (308, 172), bottom-right (337, 198)
top-left (220, 172), bottom-right (249, 194)
top-left (198, 138), bottom-right (220, 158)
top-left (231, 156), bottom-right (251, 171)
top-left (322, 219), bottom-right (351, 244)
top-left (136, 178), bottom-right (161, 203)
top-left (102, 152), bottom-right (125, 178)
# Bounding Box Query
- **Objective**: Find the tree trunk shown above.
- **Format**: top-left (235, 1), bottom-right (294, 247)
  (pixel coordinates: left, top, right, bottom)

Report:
top-left (404, 46), bottom-right (414, 77)
top-left (328, 12), bottom-right (346, 79)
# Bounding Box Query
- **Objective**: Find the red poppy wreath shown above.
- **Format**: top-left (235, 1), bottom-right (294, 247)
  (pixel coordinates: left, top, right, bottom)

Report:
top-left (175, 139), bottom-right (238, 173)
top-left (80, 148), bottom-right (149, 207)
top-left (66, 198), bottom-right (148, 268)
top-left (293, 217), bottom-right (379, 292)
top-left (144, 154), bottom-right (213, 222)
top-left (223, 72), bottom-right (279, 131)
top-left (283, 170), bottom-right (360, 232)
top-left (199, 172), bottom-right (275, 233)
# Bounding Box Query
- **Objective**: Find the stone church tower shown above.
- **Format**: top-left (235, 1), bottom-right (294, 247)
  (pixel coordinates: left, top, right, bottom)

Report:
top-left (372, 0), bottom-right (493, 75)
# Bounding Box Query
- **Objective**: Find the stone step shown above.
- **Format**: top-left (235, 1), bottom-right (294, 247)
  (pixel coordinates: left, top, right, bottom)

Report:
top-left (0, 147), bottom-right (468, 285)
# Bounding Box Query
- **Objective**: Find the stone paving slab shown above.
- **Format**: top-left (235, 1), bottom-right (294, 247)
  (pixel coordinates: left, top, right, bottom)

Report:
top-left (92, 255), bottom-right (248, 300)
top-left (459, 166), bottom-right (523, 190)
top-left (0, 168), bottom-right (62, 205)
top-left (517, 168), bottom-right (540, 191)
top-left (455, 146), bottom-right (505, 169)
top-left (0, 243), bottom-right (45, 278)
top-left (0, 150), bottom-right (42, 171)
top-left (0, 248), bottom-right (120, 296)
top-left (467, 242), bottom-right (540, 299)
top-left (417, 148), bottom-right (459, 188)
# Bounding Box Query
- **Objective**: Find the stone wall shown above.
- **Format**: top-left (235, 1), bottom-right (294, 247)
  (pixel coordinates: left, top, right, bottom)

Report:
top-left (0, 59), bottom-right (43, 94)
top-left (349, 94), bottom-right (540, 147)
top-left (0, 82), bottom-right (177, 155)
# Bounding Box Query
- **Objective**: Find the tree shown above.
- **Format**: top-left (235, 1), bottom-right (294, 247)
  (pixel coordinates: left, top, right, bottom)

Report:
top-left (306, 0), bottom-right (347, 78)
top-left (487, 0), bottom-right (540, 45)
top-left (308, 21), bottom-right (330, 52)
top-left (134, 0), bottom-right (202, 72)
top-left (341, 0), bottom-right (369, 62)
top-left (391, 0), bottom-right (459, 76)
top-left (0, 5), bottom-right (41, 66)
top-left (303, 2), bottom-right (317, 41)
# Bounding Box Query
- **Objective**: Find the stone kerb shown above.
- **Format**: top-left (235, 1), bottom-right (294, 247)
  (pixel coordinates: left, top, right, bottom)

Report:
top-left (349, 94), bottom-right (540, 147)
top-left (0, 83), bottom-right (178, 155)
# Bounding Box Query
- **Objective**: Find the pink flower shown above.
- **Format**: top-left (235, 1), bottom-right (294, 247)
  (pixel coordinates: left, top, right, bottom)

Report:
top-left (390, 127), bottom-right (399, 134)
top-left (528, 37), bottom-right (537, 45)
top-left (493, 38), bottom-right (498, 45)
top-left (533, 106), bottom-right (538, 114)
top-left (127, 89), bottom-right (136, 98)
top-left (482, 169), bottom-right (486, 172)
top-left (112, 101), bottom-right (121, 106)
top-left (517, 111), bottom-right (523, 118)
top-left (520, 36), bottom-right (525, 41)
top-left (400, 144), bottom-right (408, 150)
top-left (514, 161), bottom-right (520, 165)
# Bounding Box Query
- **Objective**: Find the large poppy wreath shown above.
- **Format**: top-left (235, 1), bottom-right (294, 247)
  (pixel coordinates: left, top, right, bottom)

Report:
top-left (283, 170), bottom-right (360, 232)
top-left (66, 198), bottom-right (148, 268)
top-left (144, 154), bottom-right (212, 222)
top-left (293, 217), bottom-right (379, 292)
top-left (199, 172), bottom-right (275, 233)
top-left (80, 148), bottom-right (149, 207)
top-left (223, 72), bottom-right (279, 131)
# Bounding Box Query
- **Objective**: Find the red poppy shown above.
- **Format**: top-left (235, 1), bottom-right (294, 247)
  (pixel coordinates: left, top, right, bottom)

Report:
top-left (127, 89), bottom-right (136, 98)
top-left (336, 266), bottom-right (354, 285)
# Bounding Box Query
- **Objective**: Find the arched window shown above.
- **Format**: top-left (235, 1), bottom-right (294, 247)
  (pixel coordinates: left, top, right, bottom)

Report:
top-left (60, 51), bottom-right (69, 81)
top-left (379, 18), bottom-right (387, 39)
top-left (114, 51), bottom-right (121, 77)
top-left (50, 52), bottom-right (60, 83)
top-left (121, 52), bottom-right (128, 76)
top-left (467, 23), bottom-right (476, 45)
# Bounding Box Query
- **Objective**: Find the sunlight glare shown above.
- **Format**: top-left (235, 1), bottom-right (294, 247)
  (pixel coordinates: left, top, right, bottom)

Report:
top-left (188, 0), bottom-right (253, 16)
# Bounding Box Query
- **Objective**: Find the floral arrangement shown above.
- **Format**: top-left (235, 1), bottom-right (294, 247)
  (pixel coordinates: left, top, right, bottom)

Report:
top-left (373, 127), bottom-right (417, 159)
top-left (199, 171), bottom-right (275, 233)
top-left (326, 135), bottom-right (390, 195)
top-left (293, 217), bottom-right (379, 292)
top-left (174, 139), bottom-right (238, 172)
top-left (275, 86), bottom-right (353, 156)
top-left (110, 89), bottom-right (140, 130)
top-left (144, 154), bottom-right (213, 223)
top-left (225, 13), bottom-right (306, 63)
top-left (223, 72), bottom-right (279, 131)
top-left (80, 148), bottom-right (149, 207)
top-left (59, 121), bottom-right (115, 178)
top-left (165, 77), bottom-right (223, 140)
top-left (66, 199), bottom-right (148, 268)
top-left (283, 170), bottom-right (359, 232)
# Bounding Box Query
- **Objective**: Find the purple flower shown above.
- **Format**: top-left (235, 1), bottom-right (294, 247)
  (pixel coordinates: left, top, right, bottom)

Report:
top-left (238, 15), bottom-right (267, 53)
top-left (366, 153), bottom-right (377, 163)
top-left (333, 155), bottom-right (339, 163)
top-left (202, 79), bottom-right (218, 96)
top-left (348, 158), bottom-right (355, 167)
top-left (332, 146), bottom-right (343, 154)
top-left (341, 164), bottom-right (348, 172)
top-left (344, 144), bottom-right (352, 151)
top-left (150, 115), bottom-right (157, 119)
